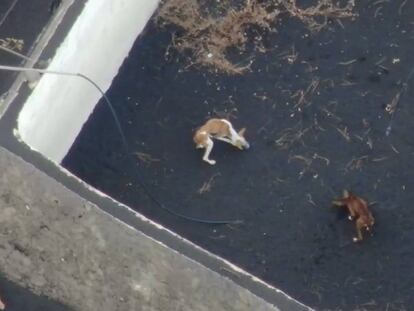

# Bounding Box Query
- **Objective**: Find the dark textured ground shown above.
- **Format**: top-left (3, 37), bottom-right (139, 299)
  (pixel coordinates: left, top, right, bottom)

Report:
top-left (64, 1), bottom-right (414, 310)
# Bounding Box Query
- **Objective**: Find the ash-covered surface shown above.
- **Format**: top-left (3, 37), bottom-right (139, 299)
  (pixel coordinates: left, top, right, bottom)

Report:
top-left (64, 1), bottom-right (414, 310)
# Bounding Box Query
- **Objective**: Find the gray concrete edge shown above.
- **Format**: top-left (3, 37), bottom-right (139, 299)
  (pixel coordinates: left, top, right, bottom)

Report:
top-left (0, 2), bottom-right (313, 311)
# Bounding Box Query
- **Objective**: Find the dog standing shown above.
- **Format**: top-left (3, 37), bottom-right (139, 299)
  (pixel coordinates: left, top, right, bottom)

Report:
top-left (193, 118), bottom-right (250, 165)
top-left (332, 190), bottom-right (375, 242)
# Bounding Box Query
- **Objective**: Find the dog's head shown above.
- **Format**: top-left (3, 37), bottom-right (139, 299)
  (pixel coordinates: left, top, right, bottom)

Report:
top-left (332, 190), bottom-right (355, 206)
top-left (234, 128), bottom-right (250, 150)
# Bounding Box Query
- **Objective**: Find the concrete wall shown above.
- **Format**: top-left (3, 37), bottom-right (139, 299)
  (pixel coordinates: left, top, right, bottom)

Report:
top-left (17, 0), bottom-right (160, 163)
top-left (0, 146), bottom-right (286, 311)
top-left (6, 0), bottom-right (313, 310)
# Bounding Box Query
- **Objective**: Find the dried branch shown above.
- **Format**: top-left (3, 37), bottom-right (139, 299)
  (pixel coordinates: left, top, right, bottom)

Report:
top-left (198, 173), bottom-right (221, 194)
top-left (280, 0), bottom-right (356, 32)
top-left (157, 0), bottom-right (356, 73)
top-left (134, 152), bottom-right (161, 165)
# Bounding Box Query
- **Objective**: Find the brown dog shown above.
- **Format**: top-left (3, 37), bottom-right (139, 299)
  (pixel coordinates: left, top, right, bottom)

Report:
top-left (332, 190), bottom-right (375, 242)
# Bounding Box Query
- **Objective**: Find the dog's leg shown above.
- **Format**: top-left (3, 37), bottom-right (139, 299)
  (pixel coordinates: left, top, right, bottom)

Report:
top-left (202, 138), bottom-right (216, 165)
top-left (353, 218), bottom-right (364, 242)
top-left (227, 126), bottom-right (241, 145)
top-left (215, 136), bottom-right (233, 145)
top-left (347, 205), bottom-right (357, 221)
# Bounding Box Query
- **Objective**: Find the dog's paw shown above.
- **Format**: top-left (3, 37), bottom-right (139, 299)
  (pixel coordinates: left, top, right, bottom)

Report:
top-left (348, 215), bottom-right (354, 221)
top-left (353, 237), bottom-right (360, 242)
top-left (205, 159), bottom-right (216, 165)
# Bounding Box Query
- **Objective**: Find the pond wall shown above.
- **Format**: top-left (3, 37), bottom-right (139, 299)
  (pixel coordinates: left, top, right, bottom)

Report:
top-left (0, 0), bottom-right (313, 310)
top-left (17, 0), bottom-right (160, 163)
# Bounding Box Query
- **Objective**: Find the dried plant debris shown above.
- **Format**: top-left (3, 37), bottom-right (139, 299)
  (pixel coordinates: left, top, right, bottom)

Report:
top-left (292, 77), bottom-right (320, 108)
top-left (157, 0), bottom-right (356, 74)
top-left (289, 152), bottom-right (329, 179)
top-left (281, 0), bottom-right (356, 32)
top-left (344, 155), bottom-right (369, 172)
top-left (274, 122), bottom-right (312, 149)
top-left (0, 38), bottom-right (24, 51)
top-left (198, 173), bottom-right (221, 194)
top-left (158, 0), bottom-right (277, 74)
top-left (134, 151), bottom-right (161, 165)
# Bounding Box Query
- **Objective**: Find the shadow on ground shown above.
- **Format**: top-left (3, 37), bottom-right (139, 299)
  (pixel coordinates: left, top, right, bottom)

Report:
top-left (0, 275), bottom-right (70, 311)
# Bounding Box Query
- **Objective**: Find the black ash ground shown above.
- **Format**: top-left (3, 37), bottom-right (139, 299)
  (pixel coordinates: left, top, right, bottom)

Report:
top-left (64, 1), bottom-right (414, 310)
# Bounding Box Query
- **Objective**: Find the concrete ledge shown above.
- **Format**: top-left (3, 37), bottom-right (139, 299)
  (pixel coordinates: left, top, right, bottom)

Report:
top-left (18, 0), bottom-right (160, 162)
top-left (0, 146), bottom-right (283, 311)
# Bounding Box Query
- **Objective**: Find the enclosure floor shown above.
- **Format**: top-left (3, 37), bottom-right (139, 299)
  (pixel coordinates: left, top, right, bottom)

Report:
top-left (64, 1), bottom-right (414, 310)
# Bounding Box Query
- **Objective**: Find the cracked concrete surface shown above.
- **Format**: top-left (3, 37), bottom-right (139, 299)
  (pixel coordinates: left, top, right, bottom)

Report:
top-left (0, 146), bottom-right (282, 311)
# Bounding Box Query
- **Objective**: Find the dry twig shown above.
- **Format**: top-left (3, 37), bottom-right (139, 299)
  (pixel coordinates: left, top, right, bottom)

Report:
top-left (289, 152), bottom-right (329, 179)
top-left (157, 0), bottom-right (356, 73)
top-left (158, 0), bottom-right (277, 74)
top-left (292, 77), bottom-right (320, 108)
top-left (345, 155), bottom-right (369, 171)
top-left (335, 126), bottom-right (351, 142)
top-left (134, 152), bottom-right (161, 165)
top-left (275, 124), bottom-right (311, 149)
top-left (198, 173), bottom-right (221, 194)
top-left (281, 0), bottom-right (356, 32)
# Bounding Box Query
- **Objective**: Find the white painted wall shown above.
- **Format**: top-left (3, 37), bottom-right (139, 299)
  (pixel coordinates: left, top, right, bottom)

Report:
top-left (17, 0), bottom-right (160, 163)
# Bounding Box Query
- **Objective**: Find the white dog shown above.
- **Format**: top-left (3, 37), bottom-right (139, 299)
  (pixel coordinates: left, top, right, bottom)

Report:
top-left (193, 118), bottom-right (250, 165)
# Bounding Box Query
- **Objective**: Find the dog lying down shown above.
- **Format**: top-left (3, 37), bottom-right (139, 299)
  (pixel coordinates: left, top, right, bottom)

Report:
top-left (193, 118), bottom-right (250, 165)
top-left (332, 190), bottom-right (375, 242)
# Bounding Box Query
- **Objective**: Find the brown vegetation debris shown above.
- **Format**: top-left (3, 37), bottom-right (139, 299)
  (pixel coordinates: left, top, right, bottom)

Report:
top-left (289, 152), bottom-right (330, 178)
top-left (134, 152), bottom-right (161, 165)
top-left (275, 123), bottom-right (311, 149)
top-left (344, 155), bottom-right (369, 171)
top-left (0, 37), bottom-right (24, 51)
top-left (198, 173), bottom-right (221, 194)
top-left (158, 0), bottom-right (277, 74)
top-left (281, 0), bottom-right (356, 32)
top-left (157, 0), bottom-right (356, 74)
top-left (292, 77), bottom-right (320, 108)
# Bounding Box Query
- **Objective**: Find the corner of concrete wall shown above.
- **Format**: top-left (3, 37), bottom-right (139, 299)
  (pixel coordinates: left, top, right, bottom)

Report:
top-left (17, 0), bottom-right (160, 163)
top-left (0, 146), bottom-right (287, 311)
top-left (0, 0), bottom-right (314, 310)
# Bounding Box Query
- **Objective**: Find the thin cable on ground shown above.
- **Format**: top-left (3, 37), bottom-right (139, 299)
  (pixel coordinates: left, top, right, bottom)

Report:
top-left (0, 64), bottom-right (242, 224)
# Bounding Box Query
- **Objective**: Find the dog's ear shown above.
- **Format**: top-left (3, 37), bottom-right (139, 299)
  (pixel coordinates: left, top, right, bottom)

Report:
top-left (342, 189), bottom-right (350, 198)
top-left (238, 128), bottom-right (246, 137)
